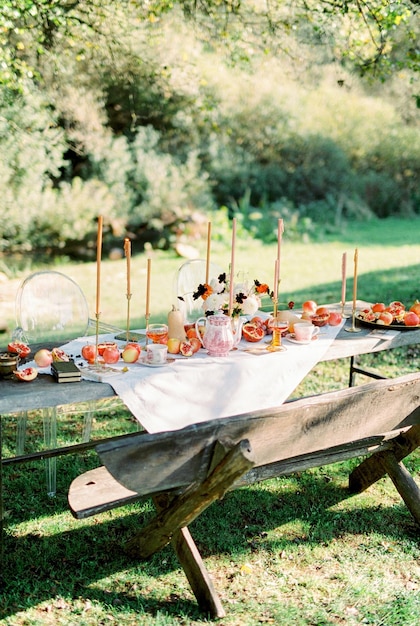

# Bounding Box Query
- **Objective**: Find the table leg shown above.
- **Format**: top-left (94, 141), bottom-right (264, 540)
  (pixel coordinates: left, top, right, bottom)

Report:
top-left (82, 401), bottom-right (95, 443)
top-left (0, 414), bottom-right (3, 563)
top-left (43, 408), bottom-right (57, 497)
top-left (16, 411), bottom-right (28, 456)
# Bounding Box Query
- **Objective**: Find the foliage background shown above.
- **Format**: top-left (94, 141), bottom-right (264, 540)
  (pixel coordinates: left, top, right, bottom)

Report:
top-left (0, 1), bottom-right (419, 261)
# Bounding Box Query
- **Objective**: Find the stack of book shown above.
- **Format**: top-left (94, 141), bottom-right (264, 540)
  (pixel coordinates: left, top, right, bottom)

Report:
top-left (51, 360), bottom-right (82, 383)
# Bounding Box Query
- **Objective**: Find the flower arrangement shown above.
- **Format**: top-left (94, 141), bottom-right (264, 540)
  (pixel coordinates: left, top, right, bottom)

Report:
top-left (193, 273), bottom-right (271, 317)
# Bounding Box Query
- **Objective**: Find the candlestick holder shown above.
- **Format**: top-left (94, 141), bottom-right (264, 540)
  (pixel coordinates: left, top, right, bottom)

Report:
top-left (94, 311), bottom-right (101, 364)
top-left (125, 293), bottom-right (132, 343)
top-left (340, 300), bottom-right (350, 319)
top-left (345, 309), bottom-right (362, 333)
top-left (266, 297), bottom-right (287, 351)
top-left (145, 313), bottom-right (151, 345)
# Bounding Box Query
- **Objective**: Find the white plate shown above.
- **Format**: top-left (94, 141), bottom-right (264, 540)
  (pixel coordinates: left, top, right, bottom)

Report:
top-left (139, 357), bottom-right (175, 368)
top-left (286, 333), bottom-right (319, 345)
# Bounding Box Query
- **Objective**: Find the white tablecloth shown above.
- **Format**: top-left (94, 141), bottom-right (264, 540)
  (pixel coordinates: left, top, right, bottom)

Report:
top-left (44, 320), bottom-right (344, 433)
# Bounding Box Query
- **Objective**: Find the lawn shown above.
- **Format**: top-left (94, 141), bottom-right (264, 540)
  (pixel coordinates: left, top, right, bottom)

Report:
top-left (1, 216), bottom-right (420, 625)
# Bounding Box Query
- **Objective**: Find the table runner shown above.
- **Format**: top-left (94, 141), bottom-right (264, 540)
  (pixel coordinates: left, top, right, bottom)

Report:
top-left (43, 320), bottom-right (344, 434)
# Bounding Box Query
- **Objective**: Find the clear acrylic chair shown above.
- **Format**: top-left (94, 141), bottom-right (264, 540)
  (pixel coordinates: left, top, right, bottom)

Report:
top-left (13, 271), bottom-right (91, 496)
top-left (175, 259), bottom-right (223, 324)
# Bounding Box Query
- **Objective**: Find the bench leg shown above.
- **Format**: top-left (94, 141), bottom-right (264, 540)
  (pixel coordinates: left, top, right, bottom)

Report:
top-left (349, 424), bottom-right (420, 524)
top-left (380, 452), bottom-right (420, 524)
top-left (349, 424), bottom-right (420, 493)
top-left (172, 526), bottom-right (226, 618)
top-left (126, 439), bottom-right (254, 616)
top-left (126, 439), bottom-right (254, 559)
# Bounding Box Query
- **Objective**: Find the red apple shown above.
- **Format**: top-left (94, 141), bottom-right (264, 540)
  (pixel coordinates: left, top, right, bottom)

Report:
top-left (81, 344), bottom-right (96, 364)
top-left (328, 311), bottom-right (342, 326)
top-left (34, 349), bottom-right (53, 368)
top-left (122, 345), bottom-right (140, 363)
top-left (302, 300), bottom-right (317, 315)
top-left (102, 346), bottom-right (120, 364)
top-left (124, 342), bottom-right (141, 354)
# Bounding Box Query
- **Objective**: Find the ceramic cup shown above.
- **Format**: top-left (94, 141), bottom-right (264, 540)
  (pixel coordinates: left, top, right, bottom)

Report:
top-left (294, 323), bottom-right (319, 343)
top-left (146, 343), bottom-right (168, 365)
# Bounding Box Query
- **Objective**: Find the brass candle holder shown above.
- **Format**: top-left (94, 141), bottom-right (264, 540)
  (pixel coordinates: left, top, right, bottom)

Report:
top-left (340, 300), bottom-right (350, 319)
top-left (125, 292), bottom-right (132, 343)
top-left (345, 309), bottom-right (362, 333)
top-left (267, 295), bottom-right (287, 352)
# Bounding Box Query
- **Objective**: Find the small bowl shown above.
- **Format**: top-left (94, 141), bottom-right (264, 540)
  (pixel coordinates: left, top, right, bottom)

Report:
top-left (0, 352), bottom-right (19, 378)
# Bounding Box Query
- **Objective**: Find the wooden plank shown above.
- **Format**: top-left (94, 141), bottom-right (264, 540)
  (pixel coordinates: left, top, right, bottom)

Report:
top-left (125, 438), bottom-right (255, 559)
top-left (68, 466), bottom-right (140, 519)
top-left (235, 432), bottom-right (403, 487)
top-left (97, 373), bottom-right (420, 497)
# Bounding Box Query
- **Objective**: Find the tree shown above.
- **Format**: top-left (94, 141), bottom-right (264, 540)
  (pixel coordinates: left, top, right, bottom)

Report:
top-left (0, 1), bottom-right (418, 90)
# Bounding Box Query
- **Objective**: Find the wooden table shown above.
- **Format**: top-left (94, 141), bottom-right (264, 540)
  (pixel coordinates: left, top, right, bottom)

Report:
top-left (1, 320), bottom-right (420, 466)
top-left (2, 319), bottom-right (420, 613)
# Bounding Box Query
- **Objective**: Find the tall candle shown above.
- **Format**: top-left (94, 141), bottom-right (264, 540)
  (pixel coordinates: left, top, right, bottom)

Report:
top-left (124, 237), bottom-right (131, 296)
top-left (146, 258), bottom-right (151, 320)
top-left (228, 218), bottom-right (237, 315)
top-left (341, 252), bottom-right (347, 305)
top-left (273, 259), bottom-right (279, 303)
top-left (205, 221), bottom-right (212, 284)
top-left (277, 218), bottom-right (284, 278)
top-left (95, 215), bottom-right (103, 316)
top-left (353, 248), bottom-right (358, 311)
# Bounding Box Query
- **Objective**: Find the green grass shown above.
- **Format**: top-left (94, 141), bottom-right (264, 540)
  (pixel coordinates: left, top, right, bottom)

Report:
top-left (1, 216), bottom-right (420, 625)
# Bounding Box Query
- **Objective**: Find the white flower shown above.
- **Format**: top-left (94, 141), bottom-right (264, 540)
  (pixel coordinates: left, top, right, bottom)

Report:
top-left (209, 277), bottom-right (225, 294)
top-left (203, 293), bottom-right (226, 313)
top-left (240, 294), bottom-right (260, 316)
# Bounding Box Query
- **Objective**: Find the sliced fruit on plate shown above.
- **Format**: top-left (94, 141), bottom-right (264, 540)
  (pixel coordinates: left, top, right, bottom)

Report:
top-left (242, 322), bottom-right (265, 342)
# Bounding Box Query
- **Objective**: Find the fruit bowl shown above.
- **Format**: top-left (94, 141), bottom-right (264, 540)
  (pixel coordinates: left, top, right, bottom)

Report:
top-left (0, 352), bottom-right (19, 378)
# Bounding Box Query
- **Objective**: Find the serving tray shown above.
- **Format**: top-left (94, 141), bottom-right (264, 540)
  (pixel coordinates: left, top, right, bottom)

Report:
top-left (356, 315), bottom-right (420, 331)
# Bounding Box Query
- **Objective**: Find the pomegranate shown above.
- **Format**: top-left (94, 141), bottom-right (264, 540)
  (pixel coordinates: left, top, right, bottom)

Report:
top-left (14, 367), bottom-right (38, 382)
top-left (403, 311), bottom-right (420, 327)
top-left (409, 300), bottom-right (420, 317)
top-left (7, 342), bottom-right (31, 358)
top-left (179, 340), bottom-right (193, 357)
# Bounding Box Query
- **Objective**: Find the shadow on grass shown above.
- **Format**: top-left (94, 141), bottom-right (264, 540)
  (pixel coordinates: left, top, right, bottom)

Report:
top-left (1, 468), bottom-right (418, 621)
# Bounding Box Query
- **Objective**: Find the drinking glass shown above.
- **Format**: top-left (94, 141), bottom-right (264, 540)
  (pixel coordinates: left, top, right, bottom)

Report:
top-left (146, 323), bottom-right (169, 344)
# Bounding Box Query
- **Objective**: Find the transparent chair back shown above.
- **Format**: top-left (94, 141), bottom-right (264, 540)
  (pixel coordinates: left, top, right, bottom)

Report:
top-left (15, 270), bottom-right (89, 344)
top-left (175, 259), bottom-right (223, 324)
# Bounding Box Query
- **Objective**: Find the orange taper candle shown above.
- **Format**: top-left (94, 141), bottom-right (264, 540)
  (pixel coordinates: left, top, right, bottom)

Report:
top-left (95, 215), bottom-right (103, 316)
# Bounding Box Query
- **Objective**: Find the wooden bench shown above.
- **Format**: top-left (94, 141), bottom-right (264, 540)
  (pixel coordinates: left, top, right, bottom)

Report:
top-left (68, 372), bottom-right (420, 617)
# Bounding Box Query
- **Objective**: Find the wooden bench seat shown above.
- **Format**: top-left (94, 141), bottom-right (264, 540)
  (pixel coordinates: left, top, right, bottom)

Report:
top-left (68, 373), bottom-right (420, 617)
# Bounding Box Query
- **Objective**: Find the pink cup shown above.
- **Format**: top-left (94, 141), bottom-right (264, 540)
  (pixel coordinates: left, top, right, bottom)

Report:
top-left (294, 323), bottom-right (319, 343)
